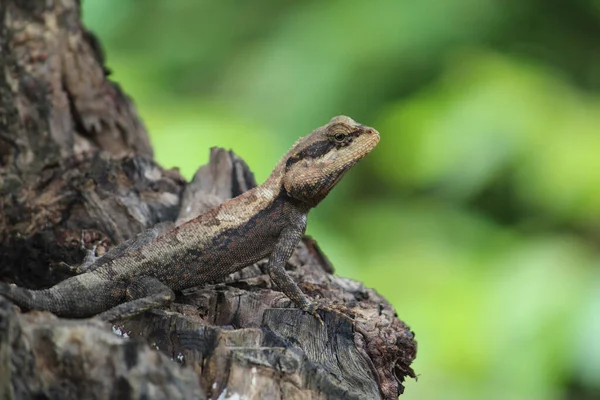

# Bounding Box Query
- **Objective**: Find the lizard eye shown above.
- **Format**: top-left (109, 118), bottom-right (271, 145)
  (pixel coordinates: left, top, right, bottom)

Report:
top-left (333, 133), bottom-right (347, 142)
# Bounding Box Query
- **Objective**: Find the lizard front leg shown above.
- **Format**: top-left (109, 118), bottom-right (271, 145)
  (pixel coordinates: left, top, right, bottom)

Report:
top-left (268, 225), bottom-right (324, 325)
top-left (96, 276), bottom-right (175, 323)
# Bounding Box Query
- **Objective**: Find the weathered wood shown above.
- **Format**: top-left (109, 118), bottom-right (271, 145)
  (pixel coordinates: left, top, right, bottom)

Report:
top-left (0, 0), bottom-right (417, 399)
top-left (0, 0), bottom-right (182, 289)
top-left (0, 297), bottom-right (205, 399)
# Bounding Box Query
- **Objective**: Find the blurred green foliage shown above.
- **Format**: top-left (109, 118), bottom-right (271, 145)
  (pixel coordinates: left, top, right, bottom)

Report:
top-left (83, 1), bottom-right (600, 399)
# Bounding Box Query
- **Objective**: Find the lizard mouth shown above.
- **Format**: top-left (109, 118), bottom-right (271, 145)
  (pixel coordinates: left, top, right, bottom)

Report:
top-left (366, 128), bottom-right (380, 149)
top-left (342, 127), bottom-right (380, 165)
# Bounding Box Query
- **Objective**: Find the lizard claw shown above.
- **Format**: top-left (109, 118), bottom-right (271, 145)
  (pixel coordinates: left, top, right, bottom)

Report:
top-left (52, 261), bottom-right (82, 274)
top-left (313, 310), bottom-right (325, 327)
top-left (304, 302), bottom-right (325, 327)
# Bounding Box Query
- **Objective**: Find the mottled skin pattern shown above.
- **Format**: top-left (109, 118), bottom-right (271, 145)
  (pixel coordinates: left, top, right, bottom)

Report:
top-left (0, 116), bottom-right (380, 323)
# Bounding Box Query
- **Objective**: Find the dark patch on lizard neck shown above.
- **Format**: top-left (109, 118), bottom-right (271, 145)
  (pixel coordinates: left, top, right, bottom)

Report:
top-left (278, 184), bottom-right (316, 210)
top-left (285, 140), bottom-right (335, 168)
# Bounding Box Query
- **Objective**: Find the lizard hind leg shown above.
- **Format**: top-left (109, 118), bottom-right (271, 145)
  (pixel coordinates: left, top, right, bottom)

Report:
top-left (95, 276), bottom-right (175, 323)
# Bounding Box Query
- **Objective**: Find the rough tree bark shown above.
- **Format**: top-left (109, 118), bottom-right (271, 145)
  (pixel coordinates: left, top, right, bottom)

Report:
top-left (0, 1), bottom-right (417, 399)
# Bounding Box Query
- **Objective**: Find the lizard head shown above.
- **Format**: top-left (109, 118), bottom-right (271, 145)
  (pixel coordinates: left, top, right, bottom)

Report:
top-left (280, 115), bottom-right (380, 207)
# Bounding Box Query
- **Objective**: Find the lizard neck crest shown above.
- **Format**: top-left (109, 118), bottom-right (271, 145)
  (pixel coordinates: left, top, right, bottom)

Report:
top-left (266, 116), bottom-right (380, 207)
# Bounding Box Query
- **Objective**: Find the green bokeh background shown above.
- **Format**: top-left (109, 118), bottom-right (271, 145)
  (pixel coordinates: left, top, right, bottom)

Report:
top-left (82, 1), bottom-right (600, 399)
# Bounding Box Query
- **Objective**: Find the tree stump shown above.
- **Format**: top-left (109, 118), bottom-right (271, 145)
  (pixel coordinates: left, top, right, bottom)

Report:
top-left (0, 1), bottom-right (417, 399)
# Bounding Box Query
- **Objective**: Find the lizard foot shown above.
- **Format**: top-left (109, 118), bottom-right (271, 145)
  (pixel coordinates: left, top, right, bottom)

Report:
top-left (304, 300), bottom-right (356, 326)
top-left (303, 302), bottom-right (325, 326)
top-left (77, 230), bottom-right (106, 272)
top-left (52, 231), bottom-right (106, 274)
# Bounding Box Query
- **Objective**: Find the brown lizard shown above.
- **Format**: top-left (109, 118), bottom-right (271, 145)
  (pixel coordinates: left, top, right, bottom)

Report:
top-left (0, 116), bottom-right (380, 324)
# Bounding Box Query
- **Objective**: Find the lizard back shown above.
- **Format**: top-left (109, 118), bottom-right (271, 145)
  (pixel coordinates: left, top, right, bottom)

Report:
top-left (92, 184), bottom-right (291, 289)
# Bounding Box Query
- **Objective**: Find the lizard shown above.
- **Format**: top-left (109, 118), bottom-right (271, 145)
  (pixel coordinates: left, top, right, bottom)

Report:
top-left (0, 116), bottom-right (380, 324)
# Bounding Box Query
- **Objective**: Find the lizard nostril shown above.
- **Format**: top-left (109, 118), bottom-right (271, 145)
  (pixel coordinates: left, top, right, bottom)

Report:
top-left (357, 125), bottom-right (377, 135)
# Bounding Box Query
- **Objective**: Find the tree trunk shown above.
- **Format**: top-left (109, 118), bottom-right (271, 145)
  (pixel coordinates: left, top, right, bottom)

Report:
top-left (0, 1), bottom-right (417, 399)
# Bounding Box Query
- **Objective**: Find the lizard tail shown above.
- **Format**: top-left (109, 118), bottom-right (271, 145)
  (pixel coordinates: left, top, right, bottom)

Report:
top-left (0, 282), bottom-right (67, 314)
